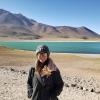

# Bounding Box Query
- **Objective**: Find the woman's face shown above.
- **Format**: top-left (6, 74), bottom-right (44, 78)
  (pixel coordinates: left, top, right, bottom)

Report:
top-left (37, 53), bottom-right (48, 63)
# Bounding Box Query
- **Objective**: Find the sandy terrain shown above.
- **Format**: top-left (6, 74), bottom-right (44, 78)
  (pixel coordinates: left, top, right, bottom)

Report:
top-left (0, 46), bottom-right (100, 100)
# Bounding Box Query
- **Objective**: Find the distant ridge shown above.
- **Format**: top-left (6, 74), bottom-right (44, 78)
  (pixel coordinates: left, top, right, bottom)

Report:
top-left (0, 9), bottom-right (99, 40)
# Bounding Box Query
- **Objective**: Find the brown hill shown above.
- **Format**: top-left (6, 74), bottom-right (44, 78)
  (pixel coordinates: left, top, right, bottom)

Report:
top-left (0, 9), bottom-right (99, 40)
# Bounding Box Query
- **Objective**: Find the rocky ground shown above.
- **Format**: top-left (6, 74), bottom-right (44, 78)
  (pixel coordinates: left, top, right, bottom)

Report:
top-left (0, 66), bottom-right (100, 100)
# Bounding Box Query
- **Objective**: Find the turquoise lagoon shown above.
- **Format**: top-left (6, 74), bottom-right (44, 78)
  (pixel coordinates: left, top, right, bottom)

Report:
top-left (0, 42), bottom-right (100, 54)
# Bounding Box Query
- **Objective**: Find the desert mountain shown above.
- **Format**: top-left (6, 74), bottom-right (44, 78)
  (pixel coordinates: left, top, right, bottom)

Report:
top-left (0, 9), bottom-right (99, 39)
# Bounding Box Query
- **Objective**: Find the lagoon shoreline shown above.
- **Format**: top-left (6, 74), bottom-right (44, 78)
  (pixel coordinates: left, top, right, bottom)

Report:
top-left (0, 37), bottom-right (100, 42)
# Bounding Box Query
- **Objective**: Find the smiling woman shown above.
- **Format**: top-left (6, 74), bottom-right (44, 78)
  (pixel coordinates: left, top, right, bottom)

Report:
top-left (27, 45), bottom-right (64, 100)
top-left (37, 53), bottom-right (48, 63)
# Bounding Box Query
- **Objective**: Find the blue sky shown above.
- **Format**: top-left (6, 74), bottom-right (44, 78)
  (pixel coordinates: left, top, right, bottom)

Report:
top-left (0, 0), bottom-right (100, 34)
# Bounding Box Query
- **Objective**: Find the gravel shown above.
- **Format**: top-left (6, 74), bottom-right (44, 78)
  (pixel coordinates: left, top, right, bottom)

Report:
top-left (0, 67), bottom-right (100, 100)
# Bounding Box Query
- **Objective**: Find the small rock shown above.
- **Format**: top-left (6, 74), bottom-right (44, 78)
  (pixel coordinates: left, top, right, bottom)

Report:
top-left (65, 83), bottom-right (69, 87)
top-left (91, 88), bottom-right (94, 92)
top-left (71, 84), bottom-right (77, 87)
top-left (10, 68), bottom-right (15, 72)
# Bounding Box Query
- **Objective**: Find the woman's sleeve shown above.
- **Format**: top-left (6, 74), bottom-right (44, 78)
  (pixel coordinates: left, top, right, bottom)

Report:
top-left (27, 67), bottom-right (35, 98)
top-left (52, 69), bottom-right (64, 96)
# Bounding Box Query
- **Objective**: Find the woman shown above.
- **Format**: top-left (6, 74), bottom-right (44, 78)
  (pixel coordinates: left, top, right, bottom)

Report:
top-left (27, 45), bottom-right (64, 100)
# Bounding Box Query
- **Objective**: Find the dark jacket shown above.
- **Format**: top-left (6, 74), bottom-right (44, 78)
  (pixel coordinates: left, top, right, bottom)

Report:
top-left (27, 59), bottom-right (64, 100)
